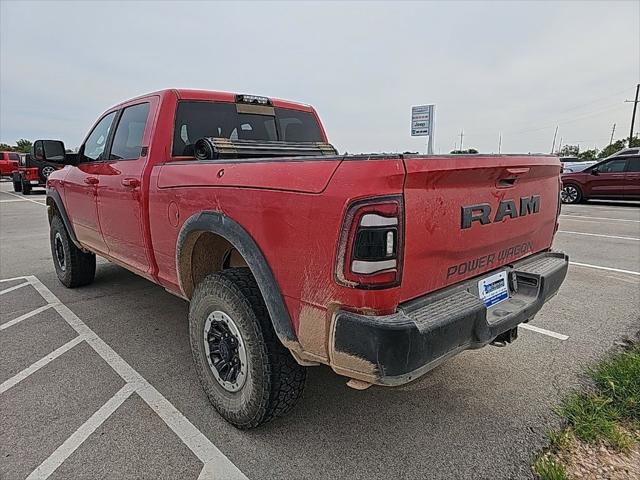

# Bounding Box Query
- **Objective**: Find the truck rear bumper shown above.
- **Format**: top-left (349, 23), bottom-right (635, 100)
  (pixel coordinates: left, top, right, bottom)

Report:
top-left (330, 250), bottom-right (569, 386)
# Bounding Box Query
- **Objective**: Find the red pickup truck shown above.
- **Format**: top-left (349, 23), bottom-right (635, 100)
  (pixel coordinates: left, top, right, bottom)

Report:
top-left (41, 89), bottom-right (568, 428)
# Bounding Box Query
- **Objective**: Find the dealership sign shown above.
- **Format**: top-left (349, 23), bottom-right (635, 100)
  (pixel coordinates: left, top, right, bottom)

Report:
top-left (411, 104), bottom-right (434, 137)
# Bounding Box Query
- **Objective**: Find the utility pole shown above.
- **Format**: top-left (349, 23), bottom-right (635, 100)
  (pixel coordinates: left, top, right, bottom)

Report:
top-left (459, 129), bottom-right (464, 151)
top-left (550, 125), bottom-right (559, 154)
top-left (609, 123), bottom-right (616, 146)
top-left (498, 133), bottom-right (502, 154)
top-left (625, 83), bottom-right (640, 147)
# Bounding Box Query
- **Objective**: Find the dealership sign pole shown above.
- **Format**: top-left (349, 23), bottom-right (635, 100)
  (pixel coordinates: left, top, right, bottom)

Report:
top-left (411, 104), bottom-right (435, 154)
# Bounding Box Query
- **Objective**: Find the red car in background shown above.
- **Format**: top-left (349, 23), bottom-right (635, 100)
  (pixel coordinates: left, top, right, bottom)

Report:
top-left (0, 151), bottom-right (20, 177)
top-left (561, 149), bottom-right (640, 203)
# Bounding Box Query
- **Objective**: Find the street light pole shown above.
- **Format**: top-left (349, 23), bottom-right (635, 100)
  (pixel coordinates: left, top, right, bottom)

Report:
top-left (628, 83), bottom-right (639, 147)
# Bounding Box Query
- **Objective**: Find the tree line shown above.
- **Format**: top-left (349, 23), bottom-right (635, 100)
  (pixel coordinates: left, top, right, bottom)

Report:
top-left (0, 139), bottom-right (32, 153)
top-left (556, 135), bottom-right (639, 160)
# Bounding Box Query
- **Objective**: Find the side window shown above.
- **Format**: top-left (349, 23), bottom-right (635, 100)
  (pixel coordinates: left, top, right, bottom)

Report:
top-left (599, 159), bottom-right (627, 173)
top-left (9, 153), bottom-right (20, 161)
top-left (83, 112), bottom-right (117, 162)
top-left (110, 103), bottom-right (150, 160)
top-left (626, 157), bottom-right (640, 172)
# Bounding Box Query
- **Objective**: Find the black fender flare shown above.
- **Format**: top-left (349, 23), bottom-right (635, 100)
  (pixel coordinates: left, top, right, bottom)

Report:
top-left (46, 188), bottom-right (82, 249)
top-left (176, 211), bottom-right (298, 345)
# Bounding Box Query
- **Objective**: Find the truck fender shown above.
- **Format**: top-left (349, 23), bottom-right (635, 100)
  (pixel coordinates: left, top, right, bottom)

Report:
top-left (46, 188), bottom-right (82, 249)
top-left (176, 211), bottom-right (298, 345)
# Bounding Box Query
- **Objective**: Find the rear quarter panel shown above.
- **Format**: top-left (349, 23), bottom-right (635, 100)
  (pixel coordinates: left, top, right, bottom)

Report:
top-left (148, 158), bottom-right (405, 343)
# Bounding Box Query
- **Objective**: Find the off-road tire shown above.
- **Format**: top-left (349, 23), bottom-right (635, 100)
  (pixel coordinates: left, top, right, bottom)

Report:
top-left (21, 181), bottom-right (31, 195)
top-left (561, 183), bottom-right (583, 204)
top-left (189, 268), bottom-right (306, 429)
top-left (13, 180), bottom-right (22, 192)
top-left (50, 215), bottom-right (96, 288)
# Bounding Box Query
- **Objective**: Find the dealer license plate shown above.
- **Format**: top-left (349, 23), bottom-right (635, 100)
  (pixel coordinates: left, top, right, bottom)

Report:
top-left (478, 271), bottom-right (509, 308)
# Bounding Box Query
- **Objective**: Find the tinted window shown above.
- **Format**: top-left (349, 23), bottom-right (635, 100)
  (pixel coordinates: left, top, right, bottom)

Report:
top-left (9, 153), bottom-right (20, 161)
top-left (172, 101), bottom-right (323, 156)
top-left (110, 103), bottom-right (150, 160)
top-left (599, 159), bottom-right (627, 173)
top-left (83, 112), bottom-right (117, 161)
top-left (626, 157), bottom-right (640, 172)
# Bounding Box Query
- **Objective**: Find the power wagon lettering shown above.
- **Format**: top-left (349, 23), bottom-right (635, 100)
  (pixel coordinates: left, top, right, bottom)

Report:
top-left (461, 195), bottom-right (541, 229)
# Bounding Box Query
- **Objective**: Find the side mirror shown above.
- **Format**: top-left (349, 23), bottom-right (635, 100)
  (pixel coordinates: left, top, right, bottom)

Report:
top-left (32, 140), bottom-right (69, 164)
top-left (590, 168), bottom-right (599, 176)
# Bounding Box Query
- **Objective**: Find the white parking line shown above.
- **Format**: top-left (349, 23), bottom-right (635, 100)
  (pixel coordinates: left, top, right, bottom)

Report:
top-left (15, 275), bottom-right (248, 480)
top-left (0, 282), bottom-right (29, 295)
top-left (0, 199), bottom-right (31, 203)
top-left (0, 304), bottom-right (56, 331)
top-left (519, 324), bottom-right (569, 341)
top-left (26, 383), bottom-right (136, 480)
top-left (571, 262), bottom-right (640, 276)
top-left (0, 336), bottom-right (83, 394)
top-left (557, 230), bottom-right (639, 241)
top-left (2, 191), bottom-right (46, 206)
top-left (560, 214), bottom-right (640, 223)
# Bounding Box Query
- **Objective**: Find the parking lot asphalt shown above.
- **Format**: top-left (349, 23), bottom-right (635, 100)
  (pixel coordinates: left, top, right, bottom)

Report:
top-left (1, 181), bottom-right (639, 480)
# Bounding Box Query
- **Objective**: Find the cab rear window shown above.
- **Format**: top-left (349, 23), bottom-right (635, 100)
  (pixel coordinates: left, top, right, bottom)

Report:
top-left (172, 101), bottom-right (323, 157)
top-left (9, 153), bottom-right (20, 161)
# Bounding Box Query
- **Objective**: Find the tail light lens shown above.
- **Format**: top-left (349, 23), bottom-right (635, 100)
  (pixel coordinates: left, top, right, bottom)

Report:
top-left (335, 195), bottom-right (404, 289)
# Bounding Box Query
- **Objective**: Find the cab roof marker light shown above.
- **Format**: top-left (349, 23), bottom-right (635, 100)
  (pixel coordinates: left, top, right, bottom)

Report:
top-left (360, 214), bottom-right (398, 227)
top-left (235, 94), bottom-right (272, 106)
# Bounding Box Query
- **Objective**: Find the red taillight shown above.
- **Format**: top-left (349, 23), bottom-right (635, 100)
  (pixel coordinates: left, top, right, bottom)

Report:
top-left (335, 195), bottom-right (404, 289)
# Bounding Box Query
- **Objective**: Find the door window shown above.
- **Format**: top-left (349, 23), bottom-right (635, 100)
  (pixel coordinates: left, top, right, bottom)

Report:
top-left (625, 157), bottom-right (640, 172)
top-left (599, 159), bottom-right (627, 173)
top-left (110, 103), bottom-right (150, 160)
top-left (83, 112), bottom-right (117, 162)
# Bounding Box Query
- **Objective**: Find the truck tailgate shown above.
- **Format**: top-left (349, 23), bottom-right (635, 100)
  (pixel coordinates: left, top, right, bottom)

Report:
top-left (400, 155), bottom-right (560, 302)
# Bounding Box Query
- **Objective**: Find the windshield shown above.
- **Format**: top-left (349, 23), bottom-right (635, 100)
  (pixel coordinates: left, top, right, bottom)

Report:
top-left (172, 101), bottom-right (324, 156)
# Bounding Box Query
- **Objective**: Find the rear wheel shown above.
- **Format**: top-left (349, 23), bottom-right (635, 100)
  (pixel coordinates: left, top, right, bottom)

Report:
top-left (50, 215), bottom-right (96, 288)
top-left (561, 184), bottom-right (583, 204)
top-left (21, 181), bottom-right (31, 195)
top-left (189, 268), bottom-right (306, 429)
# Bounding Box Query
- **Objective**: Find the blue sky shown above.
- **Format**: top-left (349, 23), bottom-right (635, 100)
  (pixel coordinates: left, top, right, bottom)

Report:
top-left (1, 1), bottom-right (638, 154)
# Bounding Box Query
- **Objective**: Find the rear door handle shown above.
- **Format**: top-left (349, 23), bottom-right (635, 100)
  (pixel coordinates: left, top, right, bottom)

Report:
top-left (84, 177), bottom-right (99, 185)
top-left (121, 178), bottom-right (140, 188)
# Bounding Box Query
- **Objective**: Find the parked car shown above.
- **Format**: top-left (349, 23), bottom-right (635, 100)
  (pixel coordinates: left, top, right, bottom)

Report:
top-left (561, 154), bottom-right (640, 203)
top-left (0, 151), bottom-right (20, 177)
top-left (40, 89), bottom-right (568, 428)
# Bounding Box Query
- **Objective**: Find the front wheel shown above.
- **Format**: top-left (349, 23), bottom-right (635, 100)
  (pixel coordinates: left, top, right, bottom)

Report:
top-left (21, 181), bottom-right (31, 195)
top-left (561, 184), bottom-right (583, 204)
top-left (50, 215), bottom-right (96, 288)
top-left (13, 179), bottom-right (22, 192)
top-left (189, 268), bottom-right (306, 429)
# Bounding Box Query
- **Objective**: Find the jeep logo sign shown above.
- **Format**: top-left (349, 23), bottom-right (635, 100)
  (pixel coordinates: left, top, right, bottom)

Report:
top-left (461, 196), bottom-right (540, 229)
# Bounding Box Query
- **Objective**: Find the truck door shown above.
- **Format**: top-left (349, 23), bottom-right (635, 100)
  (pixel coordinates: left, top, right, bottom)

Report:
top-left (96, 99), bottom-right (156, 275)
top-left (624, 157), bottom-right (640, 198)
top-left (64, 111), bottom-right (117, 254)
top-left (586, 158), bottom-right (628, 198)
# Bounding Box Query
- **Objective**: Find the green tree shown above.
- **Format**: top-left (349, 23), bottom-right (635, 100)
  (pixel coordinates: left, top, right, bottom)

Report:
top-left (598, 139), bottom-right (626, 158)
top-left (0, 143), bottom-right (14, 152)
top-left (558, 145), bottom-right (579, 157)
top-left (577, 149), bottom-right (598, 160)
top-left (15, 139), bottom-right (32, 153)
